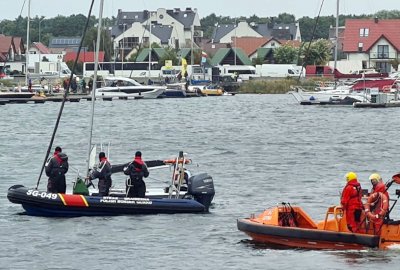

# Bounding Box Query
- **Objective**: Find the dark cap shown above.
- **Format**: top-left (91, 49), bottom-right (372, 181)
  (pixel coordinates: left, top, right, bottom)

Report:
top-left (55, 146), bottom-right (62, 152)
top-left (135, 151), bottom-right (142, 157)
top-left (99, 152), bottom-right (106, 159)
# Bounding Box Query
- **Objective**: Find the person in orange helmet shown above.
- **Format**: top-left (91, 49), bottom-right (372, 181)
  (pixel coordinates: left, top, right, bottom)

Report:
top-left (341, 172), bottom-right (363, 233)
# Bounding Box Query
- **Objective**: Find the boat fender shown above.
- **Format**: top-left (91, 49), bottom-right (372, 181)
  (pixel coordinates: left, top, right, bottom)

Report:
top-left (364, 192), bottom-right (389, 221)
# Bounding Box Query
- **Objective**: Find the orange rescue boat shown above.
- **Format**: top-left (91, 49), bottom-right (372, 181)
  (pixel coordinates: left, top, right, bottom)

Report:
top-left (237, 174), bottom-right (400, 250)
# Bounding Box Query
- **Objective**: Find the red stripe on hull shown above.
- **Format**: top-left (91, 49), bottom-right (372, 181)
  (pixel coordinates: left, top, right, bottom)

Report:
top-left (60, 194), bottom-right (88, 207)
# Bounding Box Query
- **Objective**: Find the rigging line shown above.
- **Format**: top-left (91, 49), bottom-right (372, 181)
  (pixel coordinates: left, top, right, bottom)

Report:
top-left (20, 0), bottom-right (26, 18)
top-left (297, 0), bottom-right (325, 82)
top-left (35, 0), bottom-right (96, 190)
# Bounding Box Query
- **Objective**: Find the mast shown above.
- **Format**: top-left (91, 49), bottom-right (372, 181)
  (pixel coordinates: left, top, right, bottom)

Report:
top-left (191, 24), bottom-right (194, 66)
top-left (148, 19), bottom-right (152, 83)
top-left (25, 0), bottom-right (31, 85)
top-left (334, 0), bottom-right (339, 73)
top-left (85, 0), bottom-right (104, 175)
top-left (333, 0), bottom-right (339, 89)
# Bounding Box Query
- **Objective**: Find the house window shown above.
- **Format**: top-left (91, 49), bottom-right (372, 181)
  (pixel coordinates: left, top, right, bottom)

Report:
top-left (358, 42), bottom-right (363, 52)
top-left (271, 42), bottom-right (275, 47)
top-left (359, 28), bottom-right (369, 37)
top-left (377, 45), bottom-right (389, 58)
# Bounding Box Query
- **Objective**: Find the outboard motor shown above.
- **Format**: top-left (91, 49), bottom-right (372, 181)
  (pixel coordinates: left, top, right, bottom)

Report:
top-left (187, 173), bottom-right (215, 211)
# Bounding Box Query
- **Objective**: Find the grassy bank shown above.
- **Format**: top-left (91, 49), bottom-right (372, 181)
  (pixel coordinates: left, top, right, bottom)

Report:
top-left (238, 78), bottom-right (329, 94)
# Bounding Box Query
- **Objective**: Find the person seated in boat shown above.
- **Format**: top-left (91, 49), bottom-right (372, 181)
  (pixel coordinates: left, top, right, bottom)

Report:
top-left (340, 172), bottom-right (363, 233)
top-left (45, 146), bottom-right (69, 193)
top-left (87, 152), bottom-right (112, 196)
top-left (123, 151), bottom-right (149, 198)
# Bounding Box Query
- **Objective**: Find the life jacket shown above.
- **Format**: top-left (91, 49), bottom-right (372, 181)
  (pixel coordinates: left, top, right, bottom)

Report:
top-left (133, 157), bottom-right (144, 172)
top-left (372, 182), bottom-right (389, 201)
top-left (54, 151), bottom-right (63, 165)
top-left (341, 180), bottom-right (363, 209)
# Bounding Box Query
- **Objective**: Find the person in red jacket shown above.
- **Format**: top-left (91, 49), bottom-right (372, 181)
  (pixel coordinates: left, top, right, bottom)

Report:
top-left (369, 173), bottom-right (389, 201)
top-left (341, 172), bottom-right (363, 233)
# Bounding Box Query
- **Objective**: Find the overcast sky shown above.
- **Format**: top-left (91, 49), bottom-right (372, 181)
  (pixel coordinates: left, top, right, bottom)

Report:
top-left (1, 0), bottom-right (398, 20)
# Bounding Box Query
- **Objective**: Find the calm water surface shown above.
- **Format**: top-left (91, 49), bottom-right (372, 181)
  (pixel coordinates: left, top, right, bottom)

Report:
top-left (1, 94), bottom-right (400, 269)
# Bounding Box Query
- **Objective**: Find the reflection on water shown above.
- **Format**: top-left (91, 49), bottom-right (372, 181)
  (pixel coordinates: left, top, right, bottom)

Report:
top-left (332, 250), bottom-right (393, 265)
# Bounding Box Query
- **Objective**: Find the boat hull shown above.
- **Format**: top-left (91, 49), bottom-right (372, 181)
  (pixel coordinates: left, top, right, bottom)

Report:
top-left (8, 185), bottom-right (207, 217)
top-left (237, 218), bottom-right (379, 250)
top-left (95, 87), bottom-right (165, 99)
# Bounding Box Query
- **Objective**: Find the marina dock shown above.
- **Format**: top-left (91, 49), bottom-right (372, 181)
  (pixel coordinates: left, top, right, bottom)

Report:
top-left (0, 95), bottom-right (91, 105)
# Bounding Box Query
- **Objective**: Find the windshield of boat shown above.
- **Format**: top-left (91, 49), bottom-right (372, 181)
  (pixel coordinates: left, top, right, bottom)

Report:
top-left (105, 78), bottom-right (141, 87)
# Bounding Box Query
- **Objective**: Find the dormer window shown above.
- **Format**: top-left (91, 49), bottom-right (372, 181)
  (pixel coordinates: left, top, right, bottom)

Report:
top-left (358, 42), bottom-right (363, 52)
top-left (359, 28), bottom-right (369, 37)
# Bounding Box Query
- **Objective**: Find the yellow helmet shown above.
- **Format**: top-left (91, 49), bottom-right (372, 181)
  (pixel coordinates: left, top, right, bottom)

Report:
top-left (369, 173), bottom-right (381, 183)
top-left (345, 172), bottom-right (357, 182)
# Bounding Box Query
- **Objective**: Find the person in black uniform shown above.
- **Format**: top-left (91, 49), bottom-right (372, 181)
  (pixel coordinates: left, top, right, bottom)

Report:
top-left (87, 152), bottom-right (112, 196)
top-left (123, 151), bottom-right (149, 198)
top-left (45, 146), bottom-right (69, 193)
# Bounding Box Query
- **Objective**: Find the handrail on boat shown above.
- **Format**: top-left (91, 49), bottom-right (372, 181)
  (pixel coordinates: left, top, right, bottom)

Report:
top-left (323, 205), bottom-right (343, 231)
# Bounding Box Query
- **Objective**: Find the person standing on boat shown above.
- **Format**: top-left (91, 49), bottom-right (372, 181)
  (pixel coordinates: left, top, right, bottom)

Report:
top-left (45, 146), bottom-right (69, 193)
top-left (28, 78), bottom-right (32, 92)
top-left (369, 173), bottom-right (389, 200)
top-left (87, 152), bottom-right (112, 196)
top-left (341, 172), bottom-right (363, 233)
top-left (365, 173), bottom-right (390, 234)
top-left (123, 151), bottom-right (149, 198)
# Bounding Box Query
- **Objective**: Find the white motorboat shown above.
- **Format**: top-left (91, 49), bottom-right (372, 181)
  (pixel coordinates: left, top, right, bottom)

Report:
top-left (95, 76), bottom-right (165, 99)
top-left (288, 85), bottom-right (367, 103)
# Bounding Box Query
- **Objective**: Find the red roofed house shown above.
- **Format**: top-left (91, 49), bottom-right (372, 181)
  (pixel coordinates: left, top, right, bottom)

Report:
top-left (343, 18), bottom-right (400, 73)
top-left (29, 42), bottom-right (51, 55)
top-left (64, 51), bottom-right (105, 63)
top-left (0, 35), bottom-right (25, 63)
top-left (0, 35), bottom-right (26, 75)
